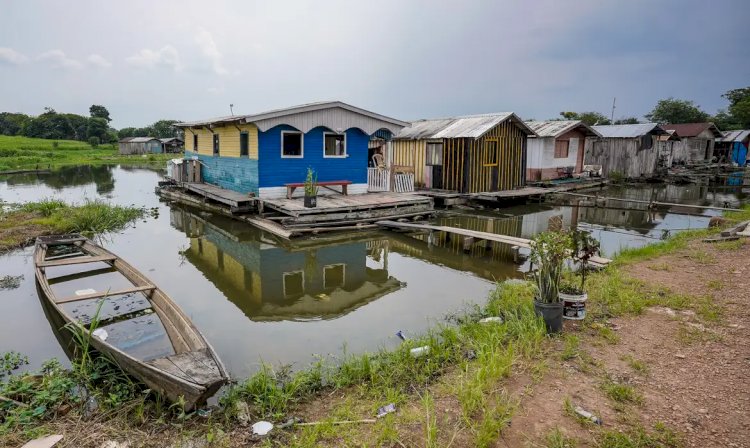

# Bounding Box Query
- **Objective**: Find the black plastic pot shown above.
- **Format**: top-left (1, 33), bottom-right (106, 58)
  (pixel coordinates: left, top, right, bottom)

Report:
top-left (304, 195), bottom-right (317, 208)
top-left (534, 300), bottom-right (564, 333)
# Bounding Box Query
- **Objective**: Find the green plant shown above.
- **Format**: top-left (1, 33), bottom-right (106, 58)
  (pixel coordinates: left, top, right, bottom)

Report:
top-left (1, 351), bottom-right (28, 378)
top-left (88, 136), bottom-right (100, 148)
top-left (570, 230), bottom-right (600, 292)
top-left (529, 231), bottom-right (572, 303)
top-left (546, 427), bottom-right (577, 448)
top-left (304, 167), bottom-right (318, 197)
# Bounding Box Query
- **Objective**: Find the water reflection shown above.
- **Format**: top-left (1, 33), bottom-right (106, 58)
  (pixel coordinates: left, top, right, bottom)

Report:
top-left (170, 208), bottom-right (406, 321)
top-left (0, 165), bottom-right (116, 195)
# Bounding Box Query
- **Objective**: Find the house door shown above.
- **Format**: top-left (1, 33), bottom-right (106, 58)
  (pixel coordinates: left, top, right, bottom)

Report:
top-left (484, 138), bottom-right (499, 192)
top-left (572, 137), bottom-right (583, 173)
top-left (426, 142), bottom-right (443, 189)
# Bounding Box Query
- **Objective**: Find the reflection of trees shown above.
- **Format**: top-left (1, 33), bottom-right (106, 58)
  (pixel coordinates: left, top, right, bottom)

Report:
top-left (3, 165), bottom-right (116, 195)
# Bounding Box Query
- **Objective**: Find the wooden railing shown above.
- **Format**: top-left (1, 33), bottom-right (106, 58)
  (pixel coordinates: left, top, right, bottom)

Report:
top-left (368, 167), bottom-right (390, 192)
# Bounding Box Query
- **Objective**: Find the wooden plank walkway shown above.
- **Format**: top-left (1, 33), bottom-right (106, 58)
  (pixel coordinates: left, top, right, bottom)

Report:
top-left (376, 220), bottom-right (612, 267)
top-left (466, 179), bottom-right (608, 202)
top-left (184, 182), bottom-right (254, 210)
top-left (262, 192), bottom-right (432, 217)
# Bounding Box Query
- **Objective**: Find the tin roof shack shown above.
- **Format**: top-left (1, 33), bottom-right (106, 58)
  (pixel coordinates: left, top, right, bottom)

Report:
top-left (160, 137), bottom-right (184, 153)
top-left (715, 130), bottom-right (750, 166)
top-left (524, 120), bottom-right (601, 181)
top-left (176, 101), bottom-right (407, 198)
top-left (118, 137), bottom-right (163, 155)
top-left (585, 124), bottom-right (668, 179)
top-left (661, 123), bottom-right (722, 164)
top-left (654, 130), bottom-right (684, 169)
top-left (391, 113), bottom-right (534, 193)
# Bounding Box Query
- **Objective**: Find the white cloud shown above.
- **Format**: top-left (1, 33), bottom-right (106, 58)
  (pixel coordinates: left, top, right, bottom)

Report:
top-left (87, 54), bottom-right (112, 69)
top-left (207, 86), bottom-right (225, 94)
top-left (125, 45), bottom-right (182, 71)
top-left (36, 50), bottom-right (83, 69)
top-left (0, 47), bottom-right (28, 65)
top-left (195, 29), bottom-right (228, 75)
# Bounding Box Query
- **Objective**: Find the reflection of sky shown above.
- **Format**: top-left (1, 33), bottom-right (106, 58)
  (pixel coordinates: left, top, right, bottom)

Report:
top-left (1, 169), bottom-right (746, 379)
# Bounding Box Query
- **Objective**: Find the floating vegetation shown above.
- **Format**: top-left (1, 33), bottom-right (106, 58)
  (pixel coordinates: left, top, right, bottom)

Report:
top-left (0, 275), bottom-right (23, 290)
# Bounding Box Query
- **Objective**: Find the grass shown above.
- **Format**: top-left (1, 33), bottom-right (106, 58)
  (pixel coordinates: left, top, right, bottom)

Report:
top-left (620, 355), bottom-right (648, 374)
top-left (0, 198), bottom-right (145, 251)
top-left (546, 427), bottom-right (578, 448)
top-left (601, 379), bottom-right (643, 405)
top-left (597, 423), bottom-right (682, 447)
top-left (0, 135), bottom-right (172, 172)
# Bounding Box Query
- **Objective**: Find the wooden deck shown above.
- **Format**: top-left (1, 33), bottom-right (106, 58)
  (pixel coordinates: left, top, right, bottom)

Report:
top-left (261, 192), bottom-right (435, 228)
top-left (376, 220), bottom-right (612, 267)
top-left (184, 182), bottom-right (255, 212)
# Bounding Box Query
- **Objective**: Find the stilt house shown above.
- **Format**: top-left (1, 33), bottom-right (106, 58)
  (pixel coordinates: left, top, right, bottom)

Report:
top-left (176, 101), bottom-right (408, 198)
top-left (523, 120), bottom-right (601, 181)
top-left (715, 130), bottom-right (750, 166)
top-left (391, 113), bottom-right (534, 193)
top-left (585, 124), bottom-right (668, 179)
top-left (661, 123), bottom-right (722, 163)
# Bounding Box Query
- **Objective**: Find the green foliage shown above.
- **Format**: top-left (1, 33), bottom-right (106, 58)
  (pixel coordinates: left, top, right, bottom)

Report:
top-left (570, 230), bottom-right (600, 291)
top-left (86, 117), bottom-right (109, 142)
top-left (645, 98), bottom-right (709, 124)
top-left (117, 119), bottom-right (183, 139)
top-left (608, 171), bottom-right (625, 183)
top-left (88, 136), bottom-right (100, 148)
top-left (546, 427), bottom-right (578, 448)
top-left (559, 111), bottom-right (611, 126)
top-left (1, 351), bottom-right (28, 378)
top-left (304, 167), bottom-right (318, 197)
top-left (20, 198), bottom-right (66, 216)
top-left (89, 105), bottom-right (111, 123)
top-left (613, 117), bottom-right (640, 125)
top-left (601, 379), bottom-right (643, 405)
top-left (0, 112), bottom-right (31, 136)
top-left (597, 423), bottom-right (682, 447)
top-left (529, 231), bottom-right (572, 303)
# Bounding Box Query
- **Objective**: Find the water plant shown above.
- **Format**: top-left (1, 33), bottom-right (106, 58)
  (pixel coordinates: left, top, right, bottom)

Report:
top-left (304, 167), bottom-right (318, 197)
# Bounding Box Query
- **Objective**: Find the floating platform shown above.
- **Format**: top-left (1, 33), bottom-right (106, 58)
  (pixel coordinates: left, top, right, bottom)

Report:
top-left (260, 192), bottom-right (434, 228)
top-left (466, 179), bottom-right (608, 204)
top-left (184, 182), bottom-right (255, 213)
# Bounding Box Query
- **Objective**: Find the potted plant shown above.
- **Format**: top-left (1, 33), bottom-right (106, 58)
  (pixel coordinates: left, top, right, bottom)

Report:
top-left (304, 167), bottom-right (318, 208)
top-left (529, 231), bottom-right (572, 333)
top-left (559, 230), bottom-right (600, 320)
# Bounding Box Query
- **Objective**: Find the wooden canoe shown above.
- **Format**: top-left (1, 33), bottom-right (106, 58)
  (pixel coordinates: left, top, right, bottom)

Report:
top-left (33, 234), bottom-right (229, 410)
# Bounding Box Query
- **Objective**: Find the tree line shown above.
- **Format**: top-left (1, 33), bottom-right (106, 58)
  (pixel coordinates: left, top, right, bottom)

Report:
top-left (557, 86), bottom-right (750, 130)
top-left (0, 105), bottom-right (182, 146)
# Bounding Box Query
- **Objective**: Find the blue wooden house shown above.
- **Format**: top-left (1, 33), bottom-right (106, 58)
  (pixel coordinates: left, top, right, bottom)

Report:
top-left (176, 101), bottom-right (408, 199)
top-left (715, 130), bottom-right (750, 165)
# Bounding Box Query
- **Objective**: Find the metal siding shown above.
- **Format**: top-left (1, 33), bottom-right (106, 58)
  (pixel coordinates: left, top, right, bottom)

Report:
top-left (253, 107), bottom-right (404, 135)
top-left (258, 125), bottom-right (368, 188)
top-left (185, 150), bottom-right (259, 194)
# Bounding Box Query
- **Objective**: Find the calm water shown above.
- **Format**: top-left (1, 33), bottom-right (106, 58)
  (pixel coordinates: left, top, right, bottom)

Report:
top-left (0, 166), bottom-right (745, 379)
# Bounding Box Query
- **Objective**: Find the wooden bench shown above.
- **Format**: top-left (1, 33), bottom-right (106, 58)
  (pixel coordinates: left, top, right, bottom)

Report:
top-left (285, 180), bottom-right (352, 199)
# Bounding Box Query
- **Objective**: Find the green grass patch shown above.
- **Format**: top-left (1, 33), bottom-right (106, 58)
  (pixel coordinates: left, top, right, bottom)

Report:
top-left (620, 355), bottom-right (648, 374)
top-left (597, 422), bottom-right (682, 447)
top-left (601, 379), bottom-right (643, 405)
top-left (0, 135), bottom-right (172, 171)
top-left (560, 334), bottom-right (581, 361)
top-left (546, 427), bottom-right (578, 448)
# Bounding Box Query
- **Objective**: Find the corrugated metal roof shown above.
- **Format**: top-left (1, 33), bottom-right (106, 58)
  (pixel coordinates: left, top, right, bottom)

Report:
top-left (128, 137), bottom-right (160, 143)
top-left (717, 130), bottom-right (750, 143)
top-left (592, 123), bottom-right (665, 138)
top-left (395, 113), bottom-right (535, 140)
top-left (524, 120), bottom-right (601, 138)
top-left (176, 101), bottom-right (408, 134)
top-left (118, 137), bottom-right (135, 143)
top-left (661, 122), bottom-right (722, 138)
top-left (159, 137), bottom-right (183, 143)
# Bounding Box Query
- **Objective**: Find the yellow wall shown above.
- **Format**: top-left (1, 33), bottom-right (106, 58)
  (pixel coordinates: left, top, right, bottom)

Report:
top-left (185, 123), bottom-right (258, 159)
top-left (392, 140), bottom-right (427, 186)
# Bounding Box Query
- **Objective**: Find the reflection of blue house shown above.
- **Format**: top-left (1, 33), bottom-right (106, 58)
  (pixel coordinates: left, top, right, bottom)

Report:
top-left (716, 130), bottom-right (750, 166)
top-left (170, 208), bottom-right (403, 320)
top-left (176, 101), bottom-right (408, 198)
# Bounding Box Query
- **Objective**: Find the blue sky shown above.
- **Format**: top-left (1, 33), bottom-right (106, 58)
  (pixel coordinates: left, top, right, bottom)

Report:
top-left (1, 0), bottom-right (748, 128)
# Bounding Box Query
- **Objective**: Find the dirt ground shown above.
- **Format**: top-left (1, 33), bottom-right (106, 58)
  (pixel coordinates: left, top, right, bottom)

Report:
top-left (497, 240), bottom-right (750, 447)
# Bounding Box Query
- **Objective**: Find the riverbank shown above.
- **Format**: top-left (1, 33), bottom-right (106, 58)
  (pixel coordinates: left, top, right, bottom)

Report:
top-left (2, 208), bottom-right (748, 447)
top-left (0, 199), bottom-right (147, 252)
top-left (0, 136), bottom-right (173, 172)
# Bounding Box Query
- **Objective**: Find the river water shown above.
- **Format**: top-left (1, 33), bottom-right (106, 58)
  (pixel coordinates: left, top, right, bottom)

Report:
top-left (0, 166), bottom-right (745, 379)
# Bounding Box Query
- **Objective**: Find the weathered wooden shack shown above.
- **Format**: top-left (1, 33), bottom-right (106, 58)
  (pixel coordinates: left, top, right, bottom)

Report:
top-left (160, 137), bottom-right (184, 153)
top-left (391, 113), bottom-right (534, 193)
top-left (585, 123), bottom-right (668, 179)
top-left (118, 137), bottom-right (162, 155)
top-left (715, 130), bottom-right (750, 165)
top-left (176, 101), bottom-right (407, 198)
top-left (524, 120), bottom-right (601, 181)
top-left (654, 130), bottom-right (684, 168)
top-left (661, 123), bottom-right (722, 163)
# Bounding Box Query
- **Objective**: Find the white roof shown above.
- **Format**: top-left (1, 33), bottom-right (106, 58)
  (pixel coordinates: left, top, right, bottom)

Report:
top-left (592, 123), bottom-right (666, 138)
top-left (525, 120), bottom-right (601, 138)
top-left (718, 130), bottom-right (750, 143)
top-left (128, 137), bottom-right (160, 143)
top-left (395, 113), bottom-right (535, 140)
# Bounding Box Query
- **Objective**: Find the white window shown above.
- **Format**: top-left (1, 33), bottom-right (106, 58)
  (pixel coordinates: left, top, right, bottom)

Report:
top-left (324, 132), bottom-right (346, 158)
top-left (426, 142), bottom-right (443, 166)
top-left (323, 264), bottom-right (345, 289)
top-left (281, 131), bottom-right (304, 158)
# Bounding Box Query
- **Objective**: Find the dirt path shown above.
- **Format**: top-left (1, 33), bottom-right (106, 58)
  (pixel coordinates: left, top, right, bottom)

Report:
top-left (499, 240), bottom-right (750, 447)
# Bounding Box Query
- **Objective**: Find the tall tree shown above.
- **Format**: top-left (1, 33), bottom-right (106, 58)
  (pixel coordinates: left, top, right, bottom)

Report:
top-left (89, 105), bottom-right (112, 123)
top-left (645, 98), bottom-right (709, 124)
top-left (0, 112), bottom-right (30, 135)
top-left (558, 111), bottom-right (611, 126)
top-left (86, 117), bottom-right (109, 142)
top-left (613, 117), bottom-right (640, 125)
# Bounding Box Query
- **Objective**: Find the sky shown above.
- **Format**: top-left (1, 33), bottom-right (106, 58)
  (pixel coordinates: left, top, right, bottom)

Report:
top-left (1, 0), bottom-right (748, 129)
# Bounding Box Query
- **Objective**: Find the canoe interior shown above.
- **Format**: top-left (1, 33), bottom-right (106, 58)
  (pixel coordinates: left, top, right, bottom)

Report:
top-left (34, 235), bottom-right (228, 407)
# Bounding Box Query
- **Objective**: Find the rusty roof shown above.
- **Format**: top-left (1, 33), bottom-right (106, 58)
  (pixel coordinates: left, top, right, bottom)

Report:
top-left (660, 123), bottom-right (722, 138)
top-left (524, 120), bottom-right (601, 138)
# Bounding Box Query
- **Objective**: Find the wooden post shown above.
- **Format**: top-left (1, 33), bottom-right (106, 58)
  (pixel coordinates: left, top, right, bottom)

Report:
top-left (462, 236), bottom-right (474, 252)
top-left (511, 245), bottom-right (520, 263)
